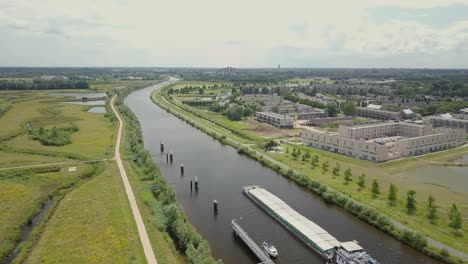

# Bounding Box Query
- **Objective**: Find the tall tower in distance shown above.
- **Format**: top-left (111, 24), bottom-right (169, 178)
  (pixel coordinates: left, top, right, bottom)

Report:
top-left (277, 64), bottom-right (280, 70)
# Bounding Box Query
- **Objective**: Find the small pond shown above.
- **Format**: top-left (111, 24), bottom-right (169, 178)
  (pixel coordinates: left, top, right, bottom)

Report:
top-left (87, 107), bottom-right (106, 113)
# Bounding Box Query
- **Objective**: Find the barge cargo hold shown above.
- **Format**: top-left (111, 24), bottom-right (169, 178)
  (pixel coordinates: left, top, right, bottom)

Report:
top-left (243, 185), bottom-right (340, 260)
top-left (243, 185), bottom-right (379, 263)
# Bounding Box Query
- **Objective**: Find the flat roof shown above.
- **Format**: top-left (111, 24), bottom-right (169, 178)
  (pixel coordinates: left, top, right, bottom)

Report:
top-left (248, 187), bottom-right (340, 252)
top-left (340, 241), bottom-right (363, 252)
top-left (345, 121), bottom-right (428, 130)
top-left (257, 112), bottom-right (294, 119)
top-left (366, 104), bottom-right (382, 110)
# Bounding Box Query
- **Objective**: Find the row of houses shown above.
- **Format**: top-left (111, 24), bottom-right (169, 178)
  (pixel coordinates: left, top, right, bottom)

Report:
top-left (255, 112), bottom-right (294, 128)
top-left (356, 104), bottom-right (416, 120)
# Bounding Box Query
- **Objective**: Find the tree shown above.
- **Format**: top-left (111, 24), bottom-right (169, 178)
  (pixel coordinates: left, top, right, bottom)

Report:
top-left (406, 190), bottom-right (417, 215)
top-left (272, 105), bottom-right (279, 113)
top-left (449, 203), bottom-right (463, 230)
top-left (264, 140), bottom-right (278, 151)
top-left (322, 161), bottom-right (329, 173)
top-left (304, 150), bottom-right (311, 159)
top-left (426, 195), bottom-right (438, 224)
top-left (371, 178), bottom-right (380, 198)
top-left (291, 149), bottom-right (299, 159)
top-left (332, 163), bottom-right (340, 176)
top-left (326, 104), bottom-right (338, 117)
top-left (388, 184), bottom-right (398, 206)
top-left (311, 155), bottom-right (319, 168)
top-left (342, 101), bottom-right (357, 116)
top-left (226, 105), bottom-right (244, 121)
top-left (198, 88), bottom-right (204, 94)
top-left (243, 107), bottom-right (253, 117)
top-left (344, 168), bottom-right (352, 184)
top-left (358, 174), bottom-right (366, 190)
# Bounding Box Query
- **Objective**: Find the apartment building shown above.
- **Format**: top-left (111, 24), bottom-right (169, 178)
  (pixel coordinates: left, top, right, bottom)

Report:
top-left (256, 112), bottom-right (294, 128)
top-left (461, 108), bottom-right (468, 120)
top-left (356, 107), bottom-right (400, 120)
top-left (429, 117), bottom-right (468, 133)
top-left (297, 110), bottom-right (327, 120)
top-left (301, 122), bottom-right (465, 162)
top-left (337, 122), bottom-right (432, 140)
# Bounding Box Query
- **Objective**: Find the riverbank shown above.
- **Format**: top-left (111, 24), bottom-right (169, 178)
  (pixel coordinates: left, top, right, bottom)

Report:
top-left (152, 84), bottom-right (466, 264)
top-left (115, 80), bottom-right (221, 264)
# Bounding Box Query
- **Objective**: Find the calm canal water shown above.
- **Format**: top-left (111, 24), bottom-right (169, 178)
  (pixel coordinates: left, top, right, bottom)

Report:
top-left (125, 82), bottom-right (439, 264)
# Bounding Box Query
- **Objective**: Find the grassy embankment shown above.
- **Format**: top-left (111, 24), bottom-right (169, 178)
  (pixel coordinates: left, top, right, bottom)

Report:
top-left (153, 83), bottom-right (467, 263)
top-left (0, 85), bottom-right (156, 263)
top-left (114, 84), bottom-right (221, 264)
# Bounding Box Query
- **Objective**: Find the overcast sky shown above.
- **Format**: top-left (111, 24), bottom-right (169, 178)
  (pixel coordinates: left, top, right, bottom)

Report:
top-left (1, 0), bottom-right (468, 68)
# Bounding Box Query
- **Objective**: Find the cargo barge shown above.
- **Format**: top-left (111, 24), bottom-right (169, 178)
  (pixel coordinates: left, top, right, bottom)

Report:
top-left (243, 185), bottom-right (379, 263)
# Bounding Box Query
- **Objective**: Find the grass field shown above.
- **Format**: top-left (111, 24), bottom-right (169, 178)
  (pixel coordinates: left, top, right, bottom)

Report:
top-left (0, 163), bottom-right (87, 260)
top-left (156, 82), bottom-right (468, 255)
top-left (26, 162), bottom-right (146, 264)
top-left (0, 152), bottom-right (66, 167)
top-left (0, 85), bottom-right (153, 263)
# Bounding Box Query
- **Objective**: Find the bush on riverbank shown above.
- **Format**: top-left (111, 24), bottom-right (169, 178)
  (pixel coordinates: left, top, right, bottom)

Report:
top-left (115, 85), bottom-right (221, 264)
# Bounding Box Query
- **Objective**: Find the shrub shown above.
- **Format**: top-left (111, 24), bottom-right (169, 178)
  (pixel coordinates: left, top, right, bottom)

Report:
top-left (30, 124), bottom-right (79, 146)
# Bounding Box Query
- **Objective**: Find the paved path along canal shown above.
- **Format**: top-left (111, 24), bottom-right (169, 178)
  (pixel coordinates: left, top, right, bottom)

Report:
top-left (125, 82), bottom-right (440, 264)
top-left (111, 95), bottom-right (157, 264)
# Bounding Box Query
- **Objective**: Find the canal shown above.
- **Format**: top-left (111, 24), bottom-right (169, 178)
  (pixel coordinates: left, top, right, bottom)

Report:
top-left (125, 82), bottom-right (439, 264)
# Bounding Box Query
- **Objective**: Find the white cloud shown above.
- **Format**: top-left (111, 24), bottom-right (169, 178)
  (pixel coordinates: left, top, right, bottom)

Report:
top-left (0, 0), bottom-right (468, 67)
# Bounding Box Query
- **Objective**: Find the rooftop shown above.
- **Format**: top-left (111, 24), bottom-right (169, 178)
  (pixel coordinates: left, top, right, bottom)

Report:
top-left (366, 104), bottom-right (382, 110)
top-left (440, 113), bottom-right (453, 119)
top-left (340, 241), bottom-right (363, 253)
top-left (345, 121), bottom-right (427, 130)
top-left (257, 112), bottom-right (294, 119)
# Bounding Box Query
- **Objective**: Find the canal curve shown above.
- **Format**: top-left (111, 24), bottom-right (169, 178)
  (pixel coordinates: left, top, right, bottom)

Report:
top-left (125, 82), bottom-right (440, 264)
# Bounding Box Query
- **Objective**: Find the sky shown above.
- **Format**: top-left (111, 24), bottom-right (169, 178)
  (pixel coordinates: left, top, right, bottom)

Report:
top-left (1, 0), bottom-right (468, 68)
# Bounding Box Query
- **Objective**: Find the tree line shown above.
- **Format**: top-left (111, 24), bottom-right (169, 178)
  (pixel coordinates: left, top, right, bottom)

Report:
top-left (0, 79), bottom-right (90, 90)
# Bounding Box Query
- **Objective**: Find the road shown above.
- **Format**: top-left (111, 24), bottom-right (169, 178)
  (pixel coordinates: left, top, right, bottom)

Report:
top-left (111, 95), bottom-right (158, 264)
top-left (157, 92), bottom-right (468, 261)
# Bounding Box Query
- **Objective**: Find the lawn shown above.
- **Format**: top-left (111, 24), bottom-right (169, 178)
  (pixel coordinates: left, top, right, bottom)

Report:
top-left (26, 162), bottom-right (146, 264)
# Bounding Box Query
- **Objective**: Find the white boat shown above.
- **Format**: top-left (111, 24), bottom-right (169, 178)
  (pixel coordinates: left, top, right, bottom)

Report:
top-left (262, 241), bottom-right (278, 258)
